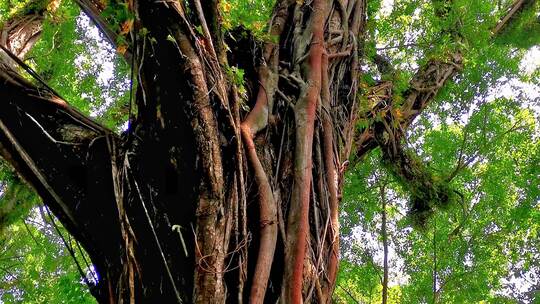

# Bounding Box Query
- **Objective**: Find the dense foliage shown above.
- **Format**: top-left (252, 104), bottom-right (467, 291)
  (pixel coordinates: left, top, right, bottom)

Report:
top-left (0, 0), bottom-right (538, 302)
top-left (336, 0), bottom-right (540, 302)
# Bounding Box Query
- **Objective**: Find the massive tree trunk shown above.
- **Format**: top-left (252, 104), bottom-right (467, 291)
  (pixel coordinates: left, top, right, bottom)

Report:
top-left (1, 1), bottom-right (368, 302)
top-left (0, 0), bottom-right (530, 303)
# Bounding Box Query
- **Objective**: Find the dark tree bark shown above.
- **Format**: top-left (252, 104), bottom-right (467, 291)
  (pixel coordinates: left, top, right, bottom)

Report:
top-left (0, 0), bottom-right (531, 303)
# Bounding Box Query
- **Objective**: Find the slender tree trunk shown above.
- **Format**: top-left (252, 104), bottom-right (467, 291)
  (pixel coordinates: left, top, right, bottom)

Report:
top-left (380, 185), bottom-right (389, 304)
top-left (432, 219), bottom-right (438, 304)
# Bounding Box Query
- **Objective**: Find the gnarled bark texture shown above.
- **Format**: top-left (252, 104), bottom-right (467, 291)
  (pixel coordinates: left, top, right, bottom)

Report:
top-left (0, 0), bottom-right (529, 303)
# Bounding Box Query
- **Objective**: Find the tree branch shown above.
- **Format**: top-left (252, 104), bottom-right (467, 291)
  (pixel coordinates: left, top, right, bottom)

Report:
top-left (492, 0), bottom-right (534, 36)
top-left (0, 59), bottom-right (122, 302)
top-left (73, 0), bottom-right (133, 62)
top-left (355, 0), bottom-right (533, 160)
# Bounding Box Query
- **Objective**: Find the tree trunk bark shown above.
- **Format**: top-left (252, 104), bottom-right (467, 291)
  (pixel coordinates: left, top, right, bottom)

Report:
top-left (1, 0), bottom-right (369, 301)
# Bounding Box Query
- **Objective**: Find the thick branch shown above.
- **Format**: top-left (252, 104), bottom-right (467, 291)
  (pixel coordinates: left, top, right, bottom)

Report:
top-left (0, 13), bottom-right (43, 59)
top-left (0, 60), bottom-right (121, 302)
top-left (0, 9), bottom-right (45, 71)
